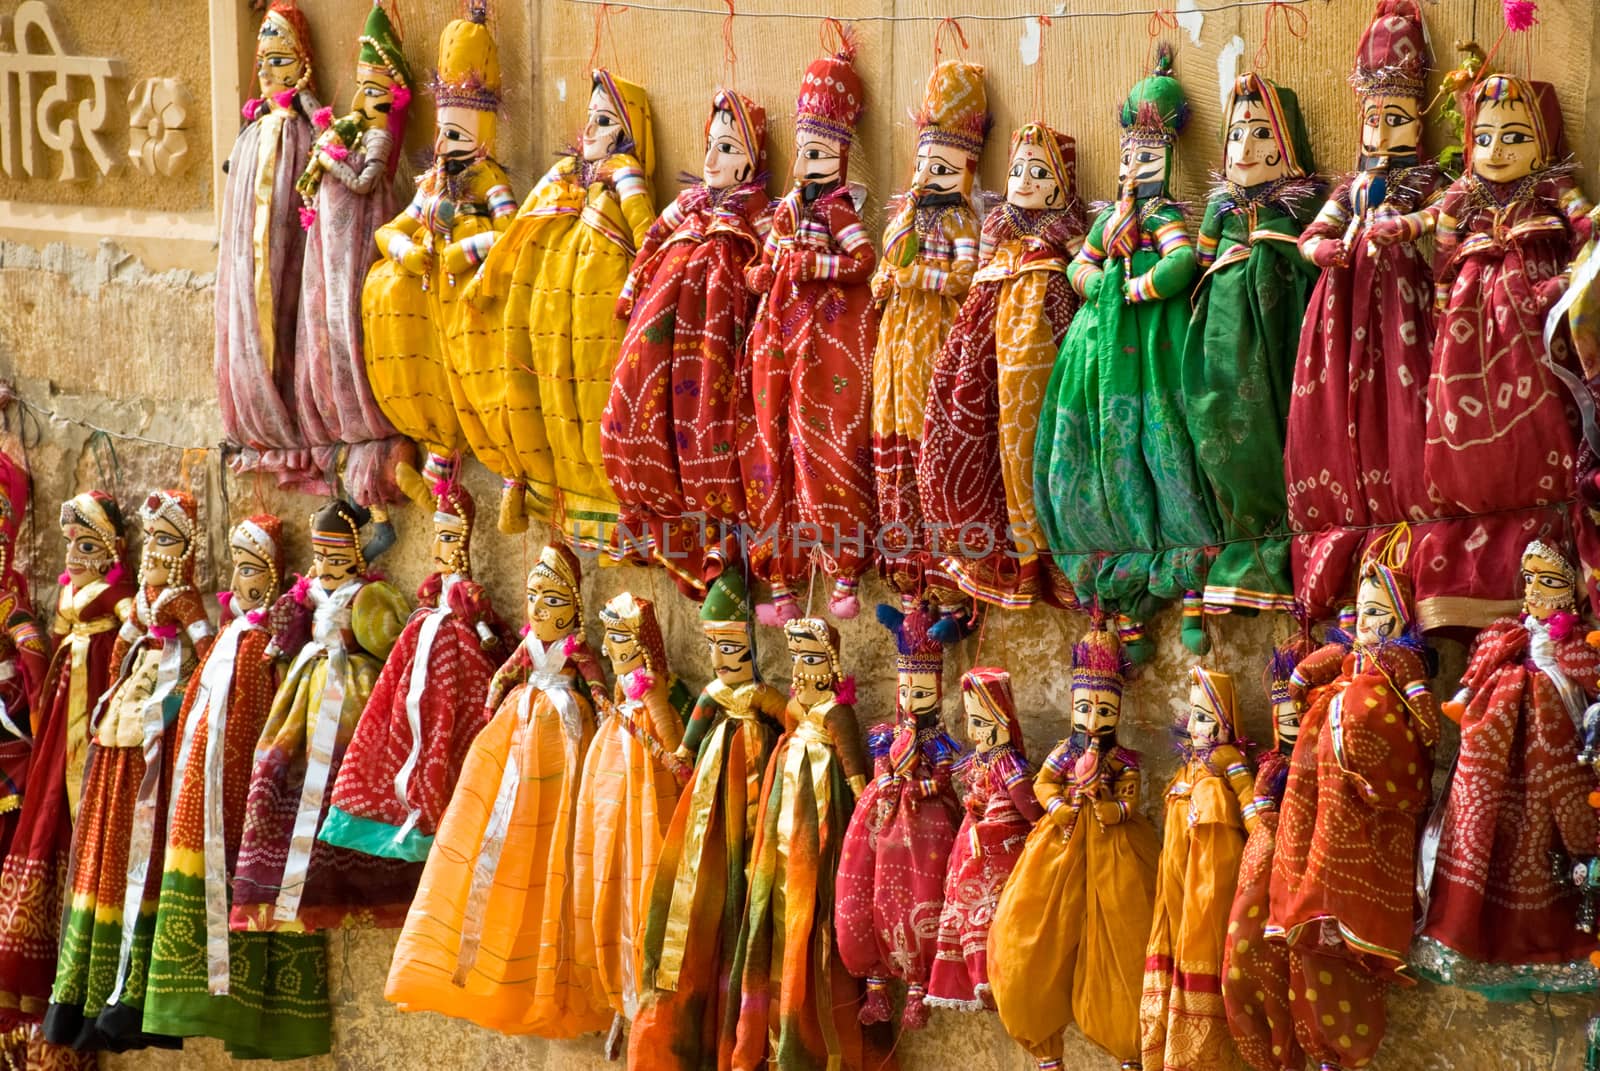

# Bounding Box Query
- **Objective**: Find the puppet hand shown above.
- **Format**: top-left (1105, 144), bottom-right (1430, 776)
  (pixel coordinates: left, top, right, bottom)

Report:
top-left (746, 263), bottom-right (775, 294)
top-left (1092, 800), bottom-right (1124, 826)
top-left (394, 239), bottom-right (430, 276)
top-left (1079, 269), bottom-right (1104, 301)
top-left (894, 265), bottom-right (921, 290)
top-left (440, 240), bottom-right (475, 276)
top-left (1535, 275), bottom-right (1570, 311)
top-left (1367, 215), bottom-right (1416, 247)
top-left (1309, 237), bottom-right (1349, 269)
top-left (614, 292), bottom-right (635, 320)
top-left (1573, 212), bottom-right (1596, 246)
top-left (870, 271), bottom-right (893, 302)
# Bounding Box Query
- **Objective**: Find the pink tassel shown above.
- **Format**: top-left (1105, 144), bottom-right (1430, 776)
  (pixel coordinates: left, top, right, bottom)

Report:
top-left (1549, 610), bottom-right (1580, 642)
top-left (297, 205), bottom-right (317, 230)
top-left (519, 623), bottom-right (531, 637)
top-left (829, 593), bottom-right (860, 620)
top-left (1073, 747), bottom-right (1102, 784)
top-left (241, 97), bottom-right (263, 121)
top-left (326, 143), bottom-right (349, 162)
top-left (835, 675), bottom-right (857, 705)
top-left (57, 571), bottom-right (70, 586)
top-left (272, 89), bottom-right (295, 110)
top-left (1503, 0), bottom-right (1537, 31)
top-left (312, 105), bottom-right (333, 130)
top-left (562, 634), bottom-right (579, 657)
top-left (289, 574), bottom-right (311, 602)
top-left (623, 671), bottom-right (655, 700)
top-left (217, 590), bottom-right (234, 611)
top-left (392, 86), bottom-right (411, 110)
top-left (149, 624), bottom-right (177, 641)
top-left (245, 608), bottom-right (267, 626)
top-left (105, 563), bottom-right (124, 586)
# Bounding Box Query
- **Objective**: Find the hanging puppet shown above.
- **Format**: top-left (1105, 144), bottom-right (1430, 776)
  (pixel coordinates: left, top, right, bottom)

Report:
top-left (292, 0), bottom-right (413, 506)
top-left (920, 122), bottom-right (1085, 612)
top-left (1372, 74), bottom-right (1595, 626)
top-left (1034, 46), bottom-right (1214, 657)
top-left (988, 624), bottom-right (1159, 1070)
top-left (925, 668), bottom-right (1041, 1012)
top-left (1183, 73), bottom-right (1320, 614)
top-left (1286, 0), bottom-right (1443, 621)
top-left (601, 89), bottom-right (769, 594)
top-left (47, 491), bottom-right (213, 1052)
top-left (739, 24), bottom-right (878, 623)
top-left (630, 573), bottom-right (787, 1070)
top-left (871, 59), bottom-right (986, 610)
top-left (143, 515), bottom-right (330, 1059)
top-left (1415, 539), bottom-right (1599, 996)
top-left (1221, 642), bottom-right (1309, 1071)
top-left (229, 500), bottom-right (410, 936)
top-left (835, 604), bottom-right (961, 1029)
top-left (572, 593), bottom-right (693, 1052)
top-left (1268, 527), bottom-right (1438, 1068)
top-left (362, 3), bottom-right (513, 506)
top-left (731, 617), bottom-right (888, 1069)
top-left (386, 543), bottom-right (611, 1038)
top-left (453, 69), bottom-right (655, 545)
top-left (0, 453), bottom-right (48, 856)
top-left (1139, 667), bottom-right (1256, 1070)
top-left (321, 478), bottom-right (509, 875)
top-left (216, 2), bottom-right (318, 488)
top-left (0, 494), bottom-right (131, 1037)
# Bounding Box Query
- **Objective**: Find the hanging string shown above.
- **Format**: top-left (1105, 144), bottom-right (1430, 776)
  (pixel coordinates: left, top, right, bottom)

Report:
top-left (932, 16), bottom-right (968, 65)
top-left (971, 604), bottom-right (991, 665)
top-left (564, 0), bottom-right (1321, 24)
top-left (1253, 0), bottom-right (1309, 71)
top-left (819, 15), bottom-right (848, 54)
top-left (1145, 6), bottom-right (1178, 68)
top-left (1030, 14), bottom-right (1051, 121)
top-left (177, 448), bottom-right (208, 499)
top-left (588, 2), bottom-right (627, 73)
top-left (720, 0), bottom-right (738, 89)
top-left (85, 431), bottom-right (122, 502)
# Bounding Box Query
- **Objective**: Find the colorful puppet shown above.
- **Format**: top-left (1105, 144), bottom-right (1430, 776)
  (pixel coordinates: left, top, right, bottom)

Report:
top-left (386, 543), bottom-right (611, 1038)
top-left (47, 491), bottom-right (213, 1051)
top-left (1183, 73), bottom-right (1321, 614)
top-left (1287, 0), bottom-right (1443, 621)
top-left (292, 0), bottom-right (414, 506)
top-left (362, 3), bottom-right (513, 505)
top-left (739, 26), bottom-right (879, 623)
top-left (453, 69), bottom-right (656, 545)
top-left (216, 3), bottom-right (318, 487)
top-left (0, 453), bottom-right (48, 856)
top-left (988, 624), bottom-right (1159, 1070)
top-left (835, 604), bottom-right (961, 1029)
top-left (871, 60), bottom-right (986, 607)
top-left (920, 122), bottom-right (1085, 612)
top-left (602, 89), bottom-right (770, 594)
top-left (1034, 46), bottom-right (1213, 657)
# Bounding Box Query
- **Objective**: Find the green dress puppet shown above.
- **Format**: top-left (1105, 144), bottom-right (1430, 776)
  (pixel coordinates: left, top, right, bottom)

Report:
top-left (1182, 73), bottom-right (1320, 615)
top-left (1035, 46), bottom-right (1212, 658)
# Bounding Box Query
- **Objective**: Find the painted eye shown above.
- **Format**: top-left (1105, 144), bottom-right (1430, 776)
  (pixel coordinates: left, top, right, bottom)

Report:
top-left (1474, 132), bottom-right (1494, 147)
top-left (1029, 165), bottom-right (1050, 180)
top-left (1253, 127), bottom-right (1274, 140)
top-left (1228, 127), bottom-right (1246, 142)
top-left (1502, 131), bottom-right (1535, 145)
top-left (1009, 163), bottom-right (1024, 178)
top-left (1386, 113), bottom-right (1411, 127)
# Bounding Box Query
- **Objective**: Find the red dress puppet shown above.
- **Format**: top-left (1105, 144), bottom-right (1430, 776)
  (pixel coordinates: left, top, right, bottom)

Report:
top-left (1286, 0), bottom-right (1443, 620)
top-left (926, 668), bottom-right (1040, 1011)
top-left (603, 91), bottom-right (770, 597)
top-left (739, 27), bottom-right (878, 624)
top-left (0, 453), bottom-right (50, 857)
top-left (835, 604), bottom-right (961, 1029)
top-left (1267, 528), bottom-right (1439, 1069)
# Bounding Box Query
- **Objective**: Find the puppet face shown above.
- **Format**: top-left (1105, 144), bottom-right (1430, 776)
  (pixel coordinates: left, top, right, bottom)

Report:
top-left (230, 542), bottom-right (274, 613)
top-left (1186, 679), bottom-right (1228, 747)
top-left (351, 66), bottom-right (397, 126)
top-left (1522, 546), bottom-right (1576, 621)
top-left (1006, 142), bottom-right (1063, 210)
top-left (1354, 573), bottom-right (1402, 645)
top-left (1118, 138), bottom-right (1168, 198)
top-left (434, 106), bottom-right (487, 166)
top-left (256, 33), bottom-right (305, 95)
top-left (1225, 96), bottom-right (1291, 185)
top-left (964, 689), bottom-right (1010, 753)
top-left (582, 84), bottom-right (626, 162)
top-left (793, 132), bottom-right (844, 185)
top-left (62, 521), bottom-right (115, 590)
top-left (703, 107), bottom-right (754, 189)
top-left (1272, 691), bottom-right (1301, 750)
top-left (139, 513), bottom-right (189, 588)
top-left (898, 668), bottom-right (941, 722)
top-left (604, 624), bottom-right (645, 675)
top-left (706, 626), bottom-right (754, 684)
top-left (1072, 685), bottom-right (1121, 741)
top-left (430, 513), bottom-right (469, 576)
top-left (311, 539), bottom-right (359, 592)
top-left (1358, 94), bottom-right (1422, 167)
top-left (912, 140), bottom-right (973, 197)
top-left (527, 570), bottom-right (578, 644)
top-left (1472, 96), bottom-right (1542, 182)
top-left (788, 633), bottom-right (835, 701)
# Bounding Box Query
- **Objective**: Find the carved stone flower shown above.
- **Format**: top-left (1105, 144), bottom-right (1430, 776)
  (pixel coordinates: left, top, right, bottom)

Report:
top-left (127, 77), bottom-right (193, 177)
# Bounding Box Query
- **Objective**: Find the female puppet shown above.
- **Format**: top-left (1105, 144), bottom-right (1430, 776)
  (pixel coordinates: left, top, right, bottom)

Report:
top-left (926, 668), bottom-right (1041, 1011)
top-left (1416, 539), bottom-right (1599, 997)
top-left (1139, 668), bottom-right (1256, 1070)
top-left (572, 593), bottom-right (692, 1047)
top-left (871, 60), bottom-right (986, 606)
top-left (47, 491), bottom-right (213, 1051)
top-left (602, 90), bottom-right (769, 594)
top-left (292, 1), bottom-right (413, 507)
top-left (740, 28), bottom-right (879, 623)
top-left (1034, 47), bottom-right (1213, 656)
top-left (362, 4), bottom-right (513, 503)
top-left (920, 123), bottom-right (1085, 612)
top-left (630, 573), bottom-right (787, 1069)
top-left (1183, 74), bottom-right (1320, 614)
top-left (1285, 0), bottom-right (1442, 620)
top-left (454, 70), bottom-right (655, 545)
top-left (216, 3), bottom-right (317, 487)
top-left (0, 494), bottom-right (132, 1031)
top-left (1372, 75), bottom-right (1596, 626)
top-left (1221, 643), bottom-right (1308, 1071)
top-left (321, 479), bottom-right (509, 873)
top-left (229, 500), bottom-right (410, 935)
top-left (143, 516), bottom-right (331, 1060)
top-left (835, 604), bottom-right (961, 1029)
top-left (732, 617), bottom-right (883, 1069)
top-left (0, 453), bottom-right (49, 855)
top-left (1268, 527), bottom-right (1439, 1068)
top-left (386, 543), bottom-right (611, 1038)
top-left (988, 624), bottom-right (1159, 1070)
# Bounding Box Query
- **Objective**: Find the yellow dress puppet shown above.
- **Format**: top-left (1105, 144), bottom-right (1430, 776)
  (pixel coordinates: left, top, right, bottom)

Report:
top-left (361, 2), bottom-right (514, 503)
top-left (453, 71), bottom-right (655, 545)
top-left (1139, 667), bottom-right (1255, 1070)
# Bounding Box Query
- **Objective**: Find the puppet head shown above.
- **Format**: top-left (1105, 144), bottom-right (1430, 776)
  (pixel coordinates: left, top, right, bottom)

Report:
top-left (1354, 525), bottom-right (1415, 645)
top-left (793, 29), bottom-right (864, 186)
top-left (137, 489), bottom-right (198, 590)
top-left (1267, 640), bottom-right (1306, 753)
top-left (1186, 665), bottom-right (1239, 749)
top-left (229, 514), bottom-right (284, 614)
top-left (59, 491), bottom-right (124, 591)
top-left (308, 499), bottom-right (369, 593)
top-left (526, 542), bottom-right (584, 645)
top-left (1521, 538), bottom-right (1578, 622)
top-left (785, 616), bottom-right (844, 706)
top-left (583, 70), bottom-right (655, 180)
top-left (0, 452), bottom-right (28, 583)
top-left (1223, 73), bottom-right (1314, 186)
top-left (429, 479), bottom-right (475, 578)
top-left (256, 2), bottom-right (313, 98)
top-left (1070, 624), bottom-right (1127, 743)
top-left (431, 2), bottom-right (501, 168)
top-left (1118, 44), bottom-right (1189, 200)
top-left (961, 667), bottom-right (1024, 756)
top-left (1468, 75), bottom-right (1563, 183)
top-left (1006, 122), bottom-right (1075, 211)
top-left (912, 60), bottom-right (987, 198)
top-left (878, 603), bottom-right (943, 725)
top-left (703, 89), bottom-right (766, 189)
top-left (351, 2), bottom-right (411, 130)
top-left (1352, 0), bottom-right (1429, 169)
top-left (701, 571), bottom-right (754, 685)
top-left (599, 591), bottom-right (667, 678)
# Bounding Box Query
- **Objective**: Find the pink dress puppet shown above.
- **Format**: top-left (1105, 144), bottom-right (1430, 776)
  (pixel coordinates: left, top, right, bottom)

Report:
top-left (835, 604), bottom-right (961, 1029)
top-left (926, 668), bottom-right (1040, 1011)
